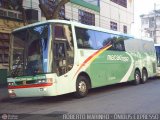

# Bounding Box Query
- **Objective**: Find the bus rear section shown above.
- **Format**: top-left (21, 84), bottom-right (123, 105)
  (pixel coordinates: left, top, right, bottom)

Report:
top-left (125, 39), bottom-right (157, 84)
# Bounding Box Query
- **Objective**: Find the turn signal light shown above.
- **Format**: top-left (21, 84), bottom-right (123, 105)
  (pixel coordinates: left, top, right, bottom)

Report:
top-left (47, 78), bottom-right (53, 83)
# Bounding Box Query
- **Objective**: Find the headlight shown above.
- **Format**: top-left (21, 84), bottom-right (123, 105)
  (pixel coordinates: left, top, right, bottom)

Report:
top-left (37, 79), bottom-right (47, 84)
top-left (36, 78), bottom-right (53, 84)
top-left (8, 82), bottom-right (14, 86)
top-left (37, 80), bottom-right (42, 83)
top-left (41, 79), bottom-right (46, 83)
top-left (47, 78), bottom-right (53, 83)
top-left (8, 90), bottom-right (14, 94)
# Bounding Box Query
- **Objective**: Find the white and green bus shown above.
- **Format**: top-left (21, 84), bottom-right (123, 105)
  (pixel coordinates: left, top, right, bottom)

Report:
top-left (7, 20), bottom-right (157, 98)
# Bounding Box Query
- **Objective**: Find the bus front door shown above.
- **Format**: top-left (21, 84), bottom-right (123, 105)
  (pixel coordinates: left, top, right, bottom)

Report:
top-left (54, 41), bottom-right (68, 76)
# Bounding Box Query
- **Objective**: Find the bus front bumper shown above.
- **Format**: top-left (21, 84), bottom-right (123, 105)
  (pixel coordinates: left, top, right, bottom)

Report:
top-left (8, 83), bottom-right (57, 98)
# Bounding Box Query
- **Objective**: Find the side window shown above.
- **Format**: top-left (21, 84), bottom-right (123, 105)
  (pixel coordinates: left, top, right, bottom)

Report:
top-left (94, 32), bottom-right (126, 51)
top-left (94, 31), bottom-right (112, 49)
top-left (75, 27), bottom-right (127, 51)
top-left (75, 27), bottom-right (97, 49)
top-left (55, 25), bottom-right (65, 39)
top-left (110, 35), bottom-right (126, 51)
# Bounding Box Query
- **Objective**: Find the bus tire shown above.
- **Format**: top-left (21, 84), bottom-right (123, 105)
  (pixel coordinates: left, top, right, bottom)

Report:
top-left (141, 69), bottom-right (148, 84)
top-left (74, 76), bottom-right (89, 98)
top-left (133, 70), bottom-right (141, 85)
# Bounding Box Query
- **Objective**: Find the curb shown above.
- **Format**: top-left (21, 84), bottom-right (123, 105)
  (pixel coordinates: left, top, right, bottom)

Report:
top-left (0, 87), bottom-right (9, 102)
top-left (0, 96), bottom-right (10, 102)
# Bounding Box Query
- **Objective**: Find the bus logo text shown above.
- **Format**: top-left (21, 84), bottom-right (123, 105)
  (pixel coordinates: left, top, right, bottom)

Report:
top-left (107, 55), bottom-right (129, 62)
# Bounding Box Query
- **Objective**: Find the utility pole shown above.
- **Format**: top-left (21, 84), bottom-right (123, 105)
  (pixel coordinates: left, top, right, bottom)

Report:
top-left (30, 0), bottom-right (32, 9)
top-left (154, 3), bottom-right (157, 43)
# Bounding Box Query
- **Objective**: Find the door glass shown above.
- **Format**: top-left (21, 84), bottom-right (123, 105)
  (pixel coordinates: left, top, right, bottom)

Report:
top-left (53, 24), bottom-right (74, 76)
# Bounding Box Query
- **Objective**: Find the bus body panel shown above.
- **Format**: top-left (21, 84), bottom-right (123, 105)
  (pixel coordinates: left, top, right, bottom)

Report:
top-left (86, 51), bottom-right (132, 87)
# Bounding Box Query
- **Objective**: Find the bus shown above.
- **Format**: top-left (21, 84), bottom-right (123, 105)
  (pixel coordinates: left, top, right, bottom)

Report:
top-left (154, 44), bottom-right (160, 76)
top-left (7, 20), bottom-right (157, 98)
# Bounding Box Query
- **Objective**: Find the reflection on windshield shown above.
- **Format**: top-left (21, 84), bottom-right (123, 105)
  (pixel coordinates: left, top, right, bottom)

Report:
top-left (11, 24), bottom-right (50, 77)
top-left (27, 39), bottom-right (42, 75)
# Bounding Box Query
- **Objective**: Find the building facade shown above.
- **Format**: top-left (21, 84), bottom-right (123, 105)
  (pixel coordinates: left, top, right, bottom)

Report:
top-left (15, 0), bottom-right (134, 34)
top-left (141, 10), bottom-right (160, 43)
top-left (0, 0), bottom-right (23, 69)
top-left (65, 0), bottom-right (134, 34)
top-left (0, 0), bottom-right (40, 69)
top-left (26, 0), bottom-right (134, 34)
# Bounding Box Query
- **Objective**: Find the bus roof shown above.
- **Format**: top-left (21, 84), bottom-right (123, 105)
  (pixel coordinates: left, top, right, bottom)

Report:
top-left (12, 20), bottom-right (71, 32)
top-left (12, 20), bottom-right (133, 38)
top-left (154, 44), bottom-right (160, 46)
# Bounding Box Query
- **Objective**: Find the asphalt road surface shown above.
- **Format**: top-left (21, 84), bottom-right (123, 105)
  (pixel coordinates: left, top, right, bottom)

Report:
top-left (0, 78), bottom-right (160, 119)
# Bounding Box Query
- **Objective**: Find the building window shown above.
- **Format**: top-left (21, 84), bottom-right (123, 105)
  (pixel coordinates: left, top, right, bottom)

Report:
top-left (149, 17), bottom-right (154, 28)
top-left (83, 0), bottom-right (100, 6)
top-left (0, 0), bottom-right (22, 10)
top-left (142, 18), bottom-right (149, 25)
top-left (110, 21), bottom-right (117, 31)
top-left (78, 10), bottom-right (95, 26)
top-left (0, 33), bottom-right (10, 64)
top-left (123, 25), bottom-right (127, 33)
top-left (0, 0), bottom-right (2, 7)
top-left (110, 0), bottom-right (127, 8)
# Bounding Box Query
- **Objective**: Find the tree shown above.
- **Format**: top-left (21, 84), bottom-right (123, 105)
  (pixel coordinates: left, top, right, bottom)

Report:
top-left (39, 0), bottom-right (70, 20)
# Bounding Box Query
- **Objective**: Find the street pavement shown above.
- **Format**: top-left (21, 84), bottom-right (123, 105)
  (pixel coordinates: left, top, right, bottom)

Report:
top-left (0, 85), bottom-right (9, 102)
top-left (0, 78), bottom-right (160, 120)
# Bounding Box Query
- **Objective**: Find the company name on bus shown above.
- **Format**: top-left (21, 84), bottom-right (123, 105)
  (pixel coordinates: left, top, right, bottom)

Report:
top-left (107, 55), bottom-right (129, 62)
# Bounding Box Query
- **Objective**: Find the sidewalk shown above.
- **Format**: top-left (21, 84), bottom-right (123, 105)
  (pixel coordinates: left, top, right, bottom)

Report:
top-left (0, 85), bottom-right (9, 101)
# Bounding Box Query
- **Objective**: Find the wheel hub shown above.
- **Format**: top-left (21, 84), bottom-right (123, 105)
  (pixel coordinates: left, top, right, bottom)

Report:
top-left (136, 74), bottom-right (140, 81)
top-left (78, 81), bottom-right (87, 93)
top-left (143, 75), bottom-right (147, 81)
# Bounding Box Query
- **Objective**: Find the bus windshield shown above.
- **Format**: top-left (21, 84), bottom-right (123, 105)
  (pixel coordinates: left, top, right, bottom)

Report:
top-left (10, 24), bottom-right (51, 77)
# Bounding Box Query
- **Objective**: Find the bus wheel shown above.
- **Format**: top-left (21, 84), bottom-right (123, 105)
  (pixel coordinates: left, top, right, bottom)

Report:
top-left (74, 76), bottom-right (89, 98)
top-left (133, 70), bottom-right (141, 85)
top-left (141, 69), bottom-right (148, 84)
